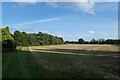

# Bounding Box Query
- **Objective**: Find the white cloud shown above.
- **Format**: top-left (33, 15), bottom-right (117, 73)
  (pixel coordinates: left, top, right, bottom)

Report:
top-left (14, 17), bottom-right (60, 26)
top-left (3, 0), bottom-right (38, 5)
top-left (47, 2), bottom-right (59, 8)
top-left (3, 0), bottom-right (96, 15)
top-left (47, 1), bottom-right (95, 15)
top-left (72, 1), bottom-right (95, 15)
top-left (89, 31), bottom-right (95, 34)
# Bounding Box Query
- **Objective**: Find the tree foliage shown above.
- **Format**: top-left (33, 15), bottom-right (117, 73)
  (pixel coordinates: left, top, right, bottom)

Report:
top-left (1, 27), bottom-right (64, 51)
top-left (78, 38), bottom-right (84, 44)
top-left (1, 27), bottom-right (16, 51)
top-left (13, 30), bottom-right (64, 46)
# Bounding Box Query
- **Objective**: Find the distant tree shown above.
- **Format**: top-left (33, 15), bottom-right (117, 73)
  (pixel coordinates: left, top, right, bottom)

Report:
top-left (64, 41), bottom-right (70, 44)
top-left (78, 38), bottom-right (84, 44)
top-left (90, 39), bottom-right (97, 44)
top-left (105, 39), bottom-right (120, 44)
top-left (97, 39), bottom-right (106, 44)
top-left (84, 41), bottom-right (89, 44)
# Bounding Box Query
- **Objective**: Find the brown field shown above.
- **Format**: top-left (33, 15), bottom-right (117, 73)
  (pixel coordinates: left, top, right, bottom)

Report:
top-left (27, 44), bottom-right (120, 78)
top-left (5, 44), bottom-right (119, 78)
top-left (30, 44), bottom-right (119, 52)
top-left (30, 44), bottom-right (119, 57)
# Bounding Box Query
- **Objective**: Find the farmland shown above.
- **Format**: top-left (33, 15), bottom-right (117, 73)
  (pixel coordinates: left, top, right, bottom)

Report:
top-left (2, 2), bottom-right (119, 79)
top-left (3, 44), bottom-right (120, 79)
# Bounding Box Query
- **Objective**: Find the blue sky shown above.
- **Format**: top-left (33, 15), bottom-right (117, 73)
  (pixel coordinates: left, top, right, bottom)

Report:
top-left (2, 2), bottom-right (118, 41)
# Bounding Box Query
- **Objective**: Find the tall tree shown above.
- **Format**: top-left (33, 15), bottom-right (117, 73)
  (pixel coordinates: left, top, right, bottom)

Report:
top-left (2, 27), bottom-right (16, 51)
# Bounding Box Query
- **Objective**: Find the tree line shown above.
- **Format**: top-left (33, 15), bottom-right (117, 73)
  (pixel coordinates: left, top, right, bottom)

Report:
top-left (65, 38), bottom-right (120, 45)
top-left (1, 27), bottom-right (64, 52)
top-left (13, 30), bottom-right (64, 46)
top-left (1, 27), bottom-right (120, 52)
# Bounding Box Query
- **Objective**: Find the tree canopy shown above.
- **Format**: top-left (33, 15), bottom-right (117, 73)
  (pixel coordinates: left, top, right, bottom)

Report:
top-left (1, 27), bottom-right (64, 51)
top-left (13, 30), bottom-right (64, 46)
top-left (1, 27), bottom-right (16, 51)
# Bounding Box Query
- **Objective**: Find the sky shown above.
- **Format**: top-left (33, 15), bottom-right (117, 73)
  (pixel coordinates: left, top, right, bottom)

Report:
top-left (2, 2), bottom-right (118, 41)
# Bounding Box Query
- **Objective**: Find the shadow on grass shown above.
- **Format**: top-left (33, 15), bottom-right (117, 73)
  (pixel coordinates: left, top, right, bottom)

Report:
top-left (33, 48), bottom-right (120, 57)
top-left (30, 50), bottom-right (119, 79)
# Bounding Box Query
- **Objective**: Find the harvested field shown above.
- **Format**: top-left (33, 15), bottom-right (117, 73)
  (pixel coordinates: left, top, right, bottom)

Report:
top-left (30, 44), bottom-right (119, 52)
top-left (3, 44), bottom-right (120, 78)
top-left (29, 44), bottom-right (120, 78)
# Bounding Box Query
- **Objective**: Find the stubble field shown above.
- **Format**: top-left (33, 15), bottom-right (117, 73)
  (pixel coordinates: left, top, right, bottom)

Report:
top-left (3, 44), bottom-right (120, 79)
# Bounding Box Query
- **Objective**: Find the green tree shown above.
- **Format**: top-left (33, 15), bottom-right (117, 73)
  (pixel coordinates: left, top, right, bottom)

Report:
top-left (2, 27), bottom-right (16, 51)
top-left (97, 39), bottom-right (105, 44)
top-left (78, 38), bottom-right (84, 44)
top-left (13, 30), bottom-right (64, 46)
top-left (90, 39), bottom-right (97, 44)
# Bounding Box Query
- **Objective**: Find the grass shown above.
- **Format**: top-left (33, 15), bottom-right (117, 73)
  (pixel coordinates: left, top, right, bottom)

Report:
top-left (31, 51), bottom-right (119, 78)
top-left (3, 51), bottom-right (33, 78)
top-left (2, 44), bottom-right (120, 79)
top-left (3, 51), bottom-right (62, 78)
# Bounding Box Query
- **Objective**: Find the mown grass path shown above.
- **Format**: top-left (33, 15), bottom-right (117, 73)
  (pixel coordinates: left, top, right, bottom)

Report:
top-left (3, 51), bottom-right (31, 78)
top-left (3, 51), bottom-right (62, 78)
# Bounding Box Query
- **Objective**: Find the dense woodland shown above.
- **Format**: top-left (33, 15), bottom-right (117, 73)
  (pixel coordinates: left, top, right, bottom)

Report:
top-left (13, 30), bottom-right (64, 46)
top-left (1, 27), bottom-right (64, 51)
top-left (1, 27), bottom-right (120, 52)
